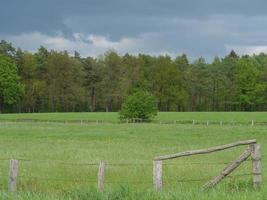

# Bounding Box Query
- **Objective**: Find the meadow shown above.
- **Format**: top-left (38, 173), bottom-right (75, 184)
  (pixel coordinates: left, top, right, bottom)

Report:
top-left (0, 112), bottom-right (266, 199)
top-left (1, 111), bottom-right (267, 123)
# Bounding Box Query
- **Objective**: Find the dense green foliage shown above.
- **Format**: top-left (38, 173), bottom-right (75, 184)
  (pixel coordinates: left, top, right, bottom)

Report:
top-left (119, 89), bottom-right (157, 120)
top-left (0, 54), bottom-right (24, 111)
top-left (0, 113), bottom-right (266, 199)
top-left (1, 40), bottom-right (267, 112)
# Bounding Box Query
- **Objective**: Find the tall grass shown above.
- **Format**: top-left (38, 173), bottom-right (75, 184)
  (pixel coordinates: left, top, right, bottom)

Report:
top-left (1, 185), bottom-right (266, 200)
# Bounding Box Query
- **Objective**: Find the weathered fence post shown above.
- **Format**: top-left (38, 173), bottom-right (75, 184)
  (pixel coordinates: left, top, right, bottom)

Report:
top-left (251, 143), bottom-right (261, 188)
top-left (153, 160), bottom-right (162, 190)
top-left (98, 160), bottom-right (105, 190)
top-left (207, 120), bottom-right (209, 126)
top-left (9, 159), bottom-right (18, 192)
top-left (252, 120), bottom-right (254, 126)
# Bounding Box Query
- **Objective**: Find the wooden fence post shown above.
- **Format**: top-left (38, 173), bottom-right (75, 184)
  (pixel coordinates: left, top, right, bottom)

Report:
top-left (98, 160), bottom-right (105, 190)
top-left (192, 120), bottom-right (195, 125)
top-left (251, 143), bottom-right (261, 188)
top-left (252, 120), bottom-right (254, 126)
top-left (207, 120), bottom-right (209, 126)
top-left (9, 159), bottom-right (18, 192)
top-left (153, 160), bottom-right (162, 190)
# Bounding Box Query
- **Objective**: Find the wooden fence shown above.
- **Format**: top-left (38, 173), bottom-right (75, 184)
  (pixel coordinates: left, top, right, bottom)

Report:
top-left (0, 118), bottom-right (266, 126)
top-left (153, 139), bottom-right (262, 190)
top-left (1, 140), bottom-right (262, 192)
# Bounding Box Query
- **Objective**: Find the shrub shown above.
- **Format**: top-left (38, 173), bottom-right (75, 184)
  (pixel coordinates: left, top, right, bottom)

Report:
top-left (119, 89), bottom-right (157, 121)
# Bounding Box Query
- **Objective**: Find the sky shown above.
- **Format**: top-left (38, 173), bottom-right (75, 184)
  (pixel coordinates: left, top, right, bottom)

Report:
top-left (1, 0), bottom-right (267, 61)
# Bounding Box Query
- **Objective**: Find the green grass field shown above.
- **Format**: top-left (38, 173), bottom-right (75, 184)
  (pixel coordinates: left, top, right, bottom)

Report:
top-left (1, 111), bottom-right (267, 123)
top-left (0, 112), bottom-right (266, 199)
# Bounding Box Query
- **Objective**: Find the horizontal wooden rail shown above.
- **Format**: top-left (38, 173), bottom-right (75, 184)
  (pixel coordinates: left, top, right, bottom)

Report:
top-left (154, 139), bottom-right (256, 161)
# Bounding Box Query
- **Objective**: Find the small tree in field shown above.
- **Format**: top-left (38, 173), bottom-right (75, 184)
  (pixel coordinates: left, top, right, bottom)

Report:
top-left (119, 89), bottom-right (158, 121)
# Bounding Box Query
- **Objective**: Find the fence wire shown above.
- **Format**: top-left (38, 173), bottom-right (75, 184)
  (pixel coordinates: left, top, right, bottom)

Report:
top-left (0, 154), bottom-right (260, 193)
top-left (18, 175), bottom-right (96, 183)
top-left (0, 173), bottom-right (253, 185)
top-left (1, 156), bottom-right (263, 165)
top-left (165, 173), bottom-right (252, 184)
top-left (0, 160), bottom-right (255, 182)
top-left (1, 118), bottom-right (267, 126)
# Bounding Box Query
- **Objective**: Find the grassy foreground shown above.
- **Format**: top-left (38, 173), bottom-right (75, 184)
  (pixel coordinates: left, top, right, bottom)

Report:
top-left (0, 112), bottom-right (266, 199)
top-left (1, 186), bottom-right (267, 200)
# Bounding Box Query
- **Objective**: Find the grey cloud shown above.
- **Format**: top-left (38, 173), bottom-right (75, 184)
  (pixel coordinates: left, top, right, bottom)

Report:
top-left (1, 0), bottom-right (267, 61)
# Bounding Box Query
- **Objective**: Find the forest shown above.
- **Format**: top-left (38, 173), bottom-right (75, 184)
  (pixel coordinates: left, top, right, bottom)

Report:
top-left (0, 39), bottom-right (267, 113)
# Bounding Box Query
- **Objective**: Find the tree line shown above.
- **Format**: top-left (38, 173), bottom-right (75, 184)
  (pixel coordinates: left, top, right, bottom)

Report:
top-left (0, 40), bottom-right (267, 113)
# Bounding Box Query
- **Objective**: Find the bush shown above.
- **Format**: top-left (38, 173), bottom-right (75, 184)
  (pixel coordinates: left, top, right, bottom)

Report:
top-left (119, 89), bottom-right (157, 121)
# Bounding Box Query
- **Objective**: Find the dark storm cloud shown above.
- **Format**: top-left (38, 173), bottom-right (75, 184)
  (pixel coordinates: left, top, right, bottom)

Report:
top-left (1, 0), bottom-right (267, 60)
